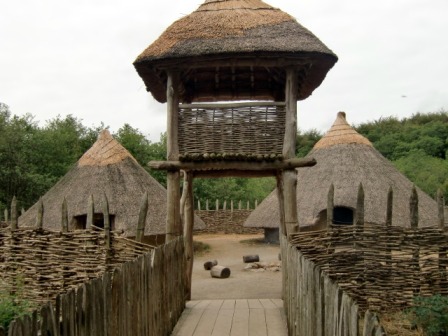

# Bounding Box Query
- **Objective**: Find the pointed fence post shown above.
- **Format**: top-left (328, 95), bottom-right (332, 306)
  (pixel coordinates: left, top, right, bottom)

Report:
top-left (4, 209), bottom-right (8, 225)
top-left (255, 199), bottom-right (258, 208)
top-left (36, 198), bottom-right (44, 230)
top-left (386, 187), bottom-right (393, 269)
top-left (198, 200), bottom-right (201, 211)
top-left (215, 199), bottom-right (219, 211)
top-left (410, 185), bottom-right (419, 229)
top-left (410, 185), bottom-right (420, 296)
top-left (103, 193), bottom-right (111, 250)
top-left (246, 201), bottom-right (250, 210)
top-left (354, 183), bottom-right (365, 255)
top-left (437, 189), bottom-right (446, 288)
top-left (206, 199), bottom-right (209, 211)
top-left (223, 200), bottom-right (227, 211)
top-left (61, 198), bottom-right (68, 233)
top-left (327, 184), bottom-right (334, 228)
top-left (86, 195), bottom-right (94, 229)
top-left (136, 192), bottom-right (148, 243)
top-left (238, 200), bottom-right (242, 210)
top-left (11, 196), bottom-right (18, 229)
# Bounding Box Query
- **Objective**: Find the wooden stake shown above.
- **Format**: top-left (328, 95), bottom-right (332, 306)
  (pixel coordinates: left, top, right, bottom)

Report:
top-left (410, 185), bottom-right (419, 228)
top-left (386, 186), bottom-right (393, 227)
top-left (327, 184), bottom-right (334, 228)
top-left (103, 193), bottom-right (111, 250)
top-left (355, 183), bottom-right (365, 228)
top-left (86, 194), bottom-right (94, 229)
top-left (136, 192), bottom-right (148, 242)
top-left (36, 198), bottom-right (44, 229)
top-left (4, 209), bottom-right (8, 224)
top-left (61, 198), bottom-right (68, 233)
top-left (183, 172), bottom-right (194, 300)
top-left (276, 174), bottom-right (286, 236)
top-left (437, 188), bottom-right (445, 230)
top-left (11, 196), bottom-right (18, 229)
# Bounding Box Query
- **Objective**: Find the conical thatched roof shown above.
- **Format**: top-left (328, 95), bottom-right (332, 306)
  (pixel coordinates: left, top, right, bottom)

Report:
top-left (19, 130), bottom-right (205, 236)
top-left (134, 0), bottom-right (337, 103)
top-left (245, 112), bottom-right (439, 229)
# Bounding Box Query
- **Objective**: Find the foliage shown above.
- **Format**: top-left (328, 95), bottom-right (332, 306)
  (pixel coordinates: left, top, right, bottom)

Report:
top-left (0, 281), bottom-right (34, 330)
top-left (408, 295), bottom-right (448, 336)
top-left (296, 129), bottom-right (322, 158)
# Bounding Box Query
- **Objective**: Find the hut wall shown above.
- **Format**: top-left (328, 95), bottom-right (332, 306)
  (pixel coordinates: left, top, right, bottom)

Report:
top-left (195, 210), bottom-right (262, 234)
top-left (264, 228), bottom-right (279, 244)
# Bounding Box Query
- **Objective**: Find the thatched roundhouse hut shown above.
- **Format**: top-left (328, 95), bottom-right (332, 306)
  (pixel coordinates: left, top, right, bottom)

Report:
top-left (245, 112), bottom-right (439, 239)
top-left (19, 130), bottom-right (204, 245)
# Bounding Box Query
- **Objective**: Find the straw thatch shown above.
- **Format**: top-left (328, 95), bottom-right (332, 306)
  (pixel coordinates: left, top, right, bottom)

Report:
top-left (245, 112), bottom-right (439, 229)
top-left (134, 0), bottom-right (337, 103)
top-left (19, 130), bottom-right (205, 236)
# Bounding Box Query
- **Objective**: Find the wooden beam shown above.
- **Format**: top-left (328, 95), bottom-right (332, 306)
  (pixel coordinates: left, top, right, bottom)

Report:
top-left (179, 101), bottom-right (285, 109)
top-left (149, 157), bottom-right (316, 172)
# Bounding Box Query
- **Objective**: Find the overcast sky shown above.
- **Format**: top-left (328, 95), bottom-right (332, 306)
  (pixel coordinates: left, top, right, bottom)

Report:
top-left (1, 0), bottom-right (447, 141)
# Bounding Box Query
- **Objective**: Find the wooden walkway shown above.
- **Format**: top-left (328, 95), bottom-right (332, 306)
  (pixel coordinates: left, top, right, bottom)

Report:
top-left (171, 299), bottom-right (287, 336)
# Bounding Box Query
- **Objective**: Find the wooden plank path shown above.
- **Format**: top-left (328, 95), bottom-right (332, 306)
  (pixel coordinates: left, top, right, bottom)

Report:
top-left (171, 299), bottom-right (287, 336)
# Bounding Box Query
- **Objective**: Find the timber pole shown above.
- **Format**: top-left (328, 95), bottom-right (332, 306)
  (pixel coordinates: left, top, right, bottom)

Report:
top-left (166, 70), bottom-right (181, 242)
top-left (282, 67), bottom-right (299, 235)
top-left (183, 172), bottom-right (194, 300)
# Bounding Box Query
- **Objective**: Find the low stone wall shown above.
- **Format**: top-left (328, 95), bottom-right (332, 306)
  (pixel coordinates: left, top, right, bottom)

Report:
top-left (195, 210), bottom-right (262, 234)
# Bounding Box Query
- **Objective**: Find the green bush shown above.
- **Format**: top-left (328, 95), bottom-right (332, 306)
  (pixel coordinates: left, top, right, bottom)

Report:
top-left (0, 284), bottom-right (34, 330)
top-left (409, 295), bottom-right (448, 336)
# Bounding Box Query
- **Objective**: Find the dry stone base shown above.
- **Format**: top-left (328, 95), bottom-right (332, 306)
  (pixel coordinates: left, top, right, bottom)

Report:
top-left (195, 210), bottom-right (262, 234)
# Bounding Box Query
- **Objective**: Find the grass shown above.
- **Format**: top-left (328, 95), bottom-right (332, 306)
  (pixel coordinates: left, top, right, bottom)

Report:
top-left (193, 240), bottom-right (211, 256)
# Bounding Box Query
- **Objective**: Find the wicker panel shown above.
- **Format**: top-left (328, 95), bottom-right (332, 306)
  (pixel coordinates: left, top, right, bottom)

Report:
top-left (178, 103), bottom-right (285, 159)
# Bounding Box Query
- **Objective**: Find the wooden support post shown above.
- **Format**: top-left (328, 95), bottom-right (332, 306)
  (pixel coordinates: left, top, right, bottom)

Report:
top-left (282, 67), bottom-right (299, 235)
top-left (36, 198), bottom-right (44, 229)
top-left (11, 196), bottom-right (18, 229)
top-left (61, 198), bottom-right (68, 233)
top-left (136, 192), bottom-right (148, 242)
top-left (327, 184), bottom-right (334, 228)
top-left (180, 171), bottom-right (187, 225)
top-left (86, 194), bottom-right (94, 229)
top-left (183, 172), bottom-right (194, 300)
top-left (103, 193), bottom-right (111, 250)
top-left (166, 70), bottom-right (181, 242)
top-left (276, 173), bottom-right (286, 236)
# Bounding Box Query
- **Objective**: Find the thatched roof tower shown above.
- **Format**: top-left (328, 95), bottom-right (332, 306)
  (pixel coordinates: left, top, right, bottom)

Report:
top-left (19, 130), bottom-right (205, 236)
top-left (134, 0), bottom-right (337, 103)
top-left (245, 112), bottom-right (439, 229)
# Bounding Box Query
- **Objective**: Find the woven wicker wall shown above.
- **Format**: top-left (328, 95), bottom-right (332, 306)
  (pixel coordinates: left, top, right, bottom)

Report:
top-left (195, 210), bottom-right (262, 234)
top-left (0, 226), bottom-right (152, 305)
top-left (178, 103), bottom-right (285, 158)
top-left (290, 224), bottom-right (448, 313)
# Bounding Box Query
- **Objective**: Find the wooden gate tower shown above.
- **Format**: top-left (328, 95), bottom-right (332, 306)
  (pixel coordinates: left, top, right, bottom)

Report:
top-left (134, 0), bottom-right (337, 297)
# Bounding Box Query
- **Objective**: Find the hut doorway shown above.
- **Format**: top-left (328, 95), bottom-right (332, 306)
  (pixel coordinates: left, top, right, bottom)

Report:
top-left (72, 214), bottom-right (115, 230)
top-left (333, 207), bottom-right (354, 225)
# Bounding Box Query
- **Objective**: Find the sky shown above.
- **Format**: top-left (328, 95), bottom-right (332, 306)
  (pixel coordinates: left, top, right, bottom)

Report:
top-left (1, 0), bottom-right (448, 142)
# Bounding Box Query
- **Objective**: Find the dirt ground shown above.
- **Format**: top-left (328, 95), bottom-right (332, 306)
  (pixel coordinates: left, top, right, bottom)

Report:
top-left (191, 233), bottom-right (282, 300)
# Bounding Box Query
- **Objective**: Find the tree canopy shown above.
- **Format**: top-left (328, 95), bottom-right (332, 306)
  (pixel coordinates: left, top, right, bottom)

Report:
top-left (0, 103), bottom-right (446, 214)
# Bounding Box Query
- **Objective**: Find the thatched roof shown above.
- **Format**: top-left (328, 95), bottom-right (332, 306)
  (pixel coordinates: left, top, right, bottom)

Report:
top-left (245, 112), bottom-right (439, 229)
top-left (19, 130), bottom-right (205, 236)
top-left (134, 0), bottom-right (337, 103)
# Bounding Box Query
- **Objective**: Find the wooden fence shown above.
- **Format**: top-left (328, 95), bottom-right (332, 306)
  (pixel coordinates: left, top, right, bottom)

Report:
top-left (281, 184), bottom-right (446, 335)
top-left (5, 237), bottom-right (185, 336)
